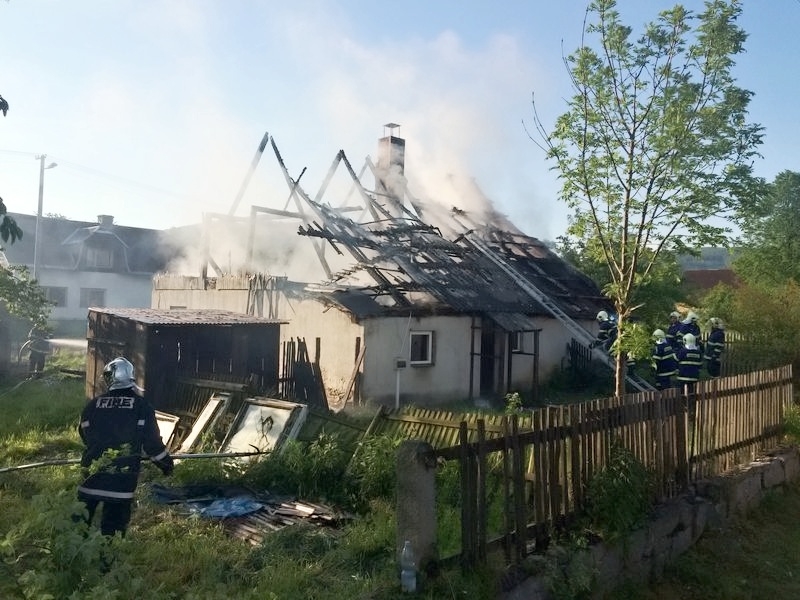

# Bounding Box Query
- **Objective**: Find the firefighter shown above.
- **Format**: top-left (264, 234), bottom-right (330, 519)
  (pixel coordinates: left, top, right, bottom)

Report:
top-left (705, 318), bottom-right (725, 378)
top-left (77, 357), bottom-right (174, 537)
top-left (678, 312), bottom-right (701, 339)
top-left (676, 333), bottom-right (703, 412)
top-left (651, 329), bottom-right (677, 390)
top-left (665, 311), bottom-right (682, 348)
top-left (592, 310), bottom-right (617, 352)
top-left (26, 326), bottom-right (50, 377)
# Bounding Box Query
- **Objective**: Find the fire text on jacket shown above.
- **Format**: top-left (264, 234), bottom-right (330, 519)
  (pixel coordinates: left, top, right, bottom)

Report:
top-left (96, 396), bottom-right (135, 409)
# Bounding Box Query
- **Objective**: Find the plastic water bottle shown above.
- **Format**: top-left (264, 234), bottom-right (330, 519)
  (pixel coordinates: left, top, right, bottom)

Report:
top-left (400, 539), bottom-right (417, 593)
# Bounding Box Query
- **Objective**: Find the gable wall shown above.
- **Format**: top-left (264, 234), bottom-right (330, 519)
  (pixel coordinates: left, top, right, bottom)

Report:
top-left (279, 298), bottom-right (363, 405)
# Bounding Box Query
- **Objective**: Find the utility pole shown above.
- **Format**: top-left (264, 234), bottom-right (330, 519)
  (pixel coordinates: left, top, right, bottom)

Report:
top-left (32, 155), bottom-right (56, 281)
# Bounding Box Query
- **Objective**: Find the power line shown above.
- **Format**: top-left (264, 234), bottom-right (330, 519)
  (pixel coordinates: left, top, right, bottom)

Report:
top-left (0, 149), bottom-right (187, 200)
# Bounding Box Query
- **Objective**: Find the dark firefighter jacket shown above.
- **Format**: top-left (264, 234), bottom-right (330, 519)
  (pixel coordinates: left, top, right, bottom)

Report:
top-left (78, 387), bottom-right (172, 502)
top-left (676, 346), bottom-right (703, 383)
top-left (704, 328), bottom-right (725, 362)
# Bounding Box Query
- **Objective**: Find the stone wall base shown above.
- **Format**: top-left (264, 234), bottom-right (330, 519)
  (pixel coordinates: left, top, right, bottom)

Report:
top-left (499, 446), bottom-right (800, 600)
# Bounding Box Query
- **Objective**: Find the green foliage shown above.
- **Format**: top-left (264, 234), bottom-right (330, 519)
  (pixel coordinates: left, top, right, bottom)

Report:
top-left (699, 283), bottom-right (737, 326)
top-left (586, 440), bottom-right (653, 544)
top-left (532, 0), bottom-right (764, 395)
top-left (542, 533), bottom-right (595, 600)
top-left (2, 490), bottom-right (113, 598)
top-left (558, 238), bottom-right (685, 329)
top-left (783, 404), bottom-right (800, 446)
top-left (504, 391), bottom-right (523, 414)
top-left (242, 431), bottom-right (401, 508)
top-left (171, 455), bottom-right (246, 486)
top-left (735, 170), bottom-right (800, 287)
top-left (0, 378), bottom-right (504, 598)
top-left (708, 280), bottom-right (800, 369)
top-left (243, 433), bottom-right (350, 502)
top-left (0, 265), bottom-right (52, 326)
top-left (345, 434), bottom-right (402, 508)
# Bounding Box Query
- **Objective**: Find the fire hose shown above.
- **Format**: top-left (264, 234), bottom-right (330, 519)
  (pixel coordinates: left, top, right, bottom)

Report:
top-left (0, 450), bottom-right (268, 474)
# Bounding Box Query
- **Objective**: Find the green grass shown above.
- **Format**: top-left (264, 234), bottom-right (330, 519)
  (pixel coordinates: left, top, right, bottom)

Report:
top-left (0, 375), bottom-right (503, 599)
top-left (605, 482), bottom-right (800, 600)
top-left (3, 373), bottom-right (800, 599)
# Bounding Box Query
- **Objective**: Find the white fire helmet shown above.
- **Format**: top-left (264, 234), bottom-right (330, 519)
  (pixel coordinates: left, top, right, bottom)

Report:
top-left (103, 357), bottom-right (136, 391)
top-left (653, 329), bottom-right (666, 340)
top-left (688, 311), bottom-right (698, 322)
top-left (596, 310), bottom-right (609, 322)
top-left (669, 311), bottom-right (681, 320)
top-left (709, 317), bottom-right (724, 329)
top-left (683, 333), bottom-right (697, 347)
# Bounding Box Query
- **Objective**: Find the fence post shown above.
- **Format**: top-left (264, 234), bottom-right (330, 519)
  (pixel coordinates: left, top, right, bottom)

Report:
top-left (459, 421), bottom-right (476, 569)
top-left (396, 440), bottom-right (438, 579)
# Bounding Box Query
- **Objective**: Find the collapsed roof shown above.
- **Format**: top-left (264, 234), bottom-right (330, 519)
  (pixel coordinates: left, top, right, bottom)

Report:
top-left (203, 128), bottom-right (608, 325)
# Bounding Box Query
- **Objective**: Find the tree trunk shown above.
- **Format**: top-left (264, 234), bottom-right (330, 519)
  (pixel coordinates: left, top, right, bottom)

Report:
top-left (614, 351), bottom-right (626, 399)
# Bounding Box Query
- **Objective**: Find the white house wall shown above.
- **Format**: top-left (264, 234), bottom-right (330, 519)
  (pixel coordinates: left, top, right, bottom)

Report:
top-left (500, 317), bottom-right (599, 395)
top-left (43, 269), bottom-right (153, 321)
top-left (362, 315), bottom-right (473, 406)
top-left (279, 298), bottom-right (363, 405)
top-left (152, 278), bottom-right (251, 312)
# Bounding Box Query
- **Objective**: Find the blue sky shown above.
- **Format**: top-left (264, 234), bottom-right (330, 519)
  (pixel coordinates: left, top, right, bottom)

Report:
top-left (0, 0), bottom-right (796, 242)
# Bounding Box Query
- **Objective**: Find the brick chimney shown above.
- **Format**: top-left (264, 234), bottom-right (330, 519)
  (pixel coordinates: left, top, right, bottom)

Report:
top-left (375, 123), bottom-right (406, 213)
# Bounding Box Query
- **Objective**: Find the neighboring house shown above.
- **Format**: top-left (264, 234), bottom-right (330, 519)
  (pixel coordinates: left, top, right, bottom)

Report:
top-left (3, 213), bottom-right (174, 336)
top-left (678, 247), bottom-right (739, 294)
top-left (151, 128), bottom-right (611, 407)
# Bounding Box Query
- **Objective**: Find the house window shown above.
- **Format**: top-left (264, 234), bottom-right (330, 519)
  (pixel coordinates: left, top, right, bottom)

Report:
top-left (42, 286), bottom-right (67, 307)
top-left (409, 331), bottom-right (434, 366)
top-left (85, 247), bottom-right (113, 268)
top-left (511, 331), bottom-right (523, 353)
top-left (80, 288), bottom-right (106, 308)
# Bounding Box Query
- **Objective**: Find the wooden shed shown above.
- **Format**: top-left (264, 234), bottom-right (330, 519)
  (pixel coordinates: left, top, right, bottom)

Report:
top-left (86, 308), bottom-right (284, 411)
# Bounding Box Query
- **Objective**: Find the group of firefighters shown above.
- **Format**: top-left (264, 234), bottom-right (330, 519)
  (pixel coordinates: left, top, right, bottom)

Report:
top-left (595, 310), bottom-right (726, 391)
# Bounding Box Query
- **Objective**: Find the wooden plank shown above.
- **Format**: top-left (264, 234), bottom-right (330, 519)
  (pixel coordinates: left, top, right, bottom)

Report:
top-left (459, 421), bottom-right (475, 571)
top-left (477, 419), bottom-right (487, 562)
top-left (511, 415), bottom-right (526, 563)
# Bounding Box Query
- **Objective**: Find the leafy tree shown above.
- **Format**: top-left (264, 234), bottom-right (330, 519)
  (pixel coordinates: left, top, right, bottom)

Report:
top-left (530, 0), bottom-right (764, 396)
top-left (0, 265), bottom-right (52, 328)
top-left (0, 92), bottom-right (49, 328)
top-left (0, 92), bottom-right (22, 244)
top-left (734, 170), bottom-right (800, 286)
top-left (557, 234), bottom-right (684, 329)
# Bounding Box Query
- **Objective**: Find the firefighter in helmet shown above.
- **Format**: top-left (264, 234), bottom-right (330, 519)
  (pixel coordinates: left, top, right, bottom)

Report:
top-left (77, 357), bottom-right (174, 537)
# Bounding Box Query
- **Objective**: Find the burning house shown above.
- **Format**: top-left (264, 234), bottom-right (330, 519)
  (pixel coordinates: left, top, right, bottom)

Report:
top-left (152, 126), bottom-right (613, 407)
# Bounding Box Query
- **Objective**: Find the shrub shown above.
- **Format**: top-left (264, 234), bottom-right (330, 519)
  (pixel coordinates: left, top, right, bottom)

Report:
top-left (585, 439), bottom-right (653, 544)
top-left (345, 434), bottom-right (402, 509)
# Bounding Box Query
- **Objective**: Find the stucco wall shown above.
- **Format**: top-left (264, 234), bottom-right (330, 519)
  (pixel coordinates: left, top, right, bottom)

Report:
top-left (502, 317), bottom-right (600, 393)
top-left (279, 298), bottom-right (363, 405)
top-left (152, 278), bottom-right (603, 406)
top-left (151, 285), bottom-right (251, 312)
top-left (363, 315), bottom-right (474, 406)
top-left (44, 269), bottom-right (153, 321)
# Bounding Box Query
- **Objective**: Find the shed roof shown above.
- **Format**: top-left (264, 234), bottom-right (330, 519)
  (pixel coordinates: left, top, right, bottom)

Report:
top-left (89, 307), bottom-right (286, 326)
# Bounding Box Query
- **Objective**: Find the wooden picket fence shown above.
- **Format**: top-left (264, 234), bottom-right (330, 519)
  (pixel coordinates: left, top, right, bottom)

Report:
top-left (429, 365), bottom-right (793, 568)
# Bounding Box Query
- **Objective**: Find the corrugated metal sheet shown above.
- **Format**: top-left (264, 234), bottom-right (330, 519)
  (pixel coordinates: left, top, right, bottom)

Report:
top-left (90, 307), bottom-right (286, 325)
top-left (487, 312), bottom-right (537, 332)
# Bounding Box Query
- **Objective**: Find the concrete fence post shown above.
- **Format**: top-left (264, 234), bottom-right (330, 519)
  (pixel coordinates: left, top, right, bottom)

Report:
top-left (396, 440), bottom-right (437, 577)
